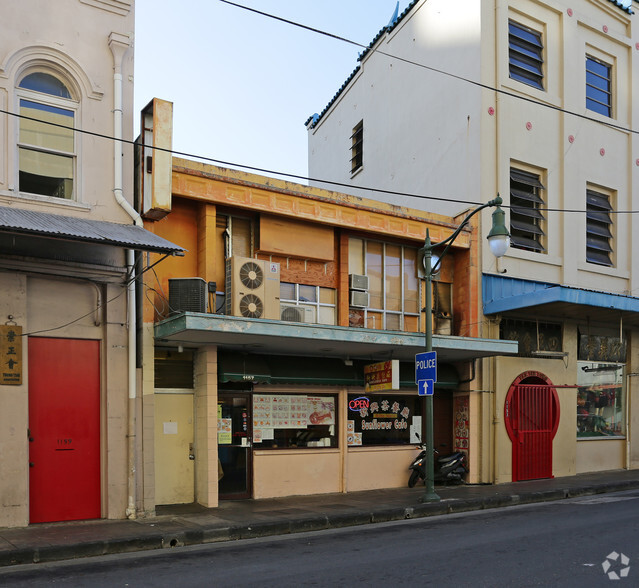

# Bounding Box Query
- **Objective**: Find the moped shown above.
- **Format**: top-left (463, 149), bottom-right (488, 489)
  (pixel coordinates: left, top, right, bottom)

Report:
top-left (408, 434), bottom-right (467, 488)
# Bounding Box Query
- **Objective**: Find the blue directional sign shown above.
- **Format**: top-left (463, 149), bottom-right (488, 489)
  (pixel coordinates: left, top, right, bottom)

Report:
top-left (415, 351), bottom-right (437, 383)
top-left (418, 379), bottom-right (435, 396)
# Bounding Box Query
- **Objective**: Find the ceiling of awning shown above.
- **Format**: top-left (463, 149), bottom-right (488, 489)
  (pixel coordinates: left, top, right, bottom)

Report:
top-left (155, 313), bottom-right (518, 363)
top-left (0, 207), bottom-right (184, 255)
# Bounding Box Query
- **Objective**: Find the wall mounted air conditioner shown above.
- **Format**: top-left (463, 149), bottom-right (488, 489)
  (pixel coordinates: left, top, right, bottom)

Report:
top-left (280, 305), bottom-right (316, 323)
top-left (350, 290), bottom-right (369, 308)
top-left (168, 278), bottom-right (207, 313)
top-left (349, 274), bottom-right (369, 291)
top-left (225, 256), bottom-right (280, 319)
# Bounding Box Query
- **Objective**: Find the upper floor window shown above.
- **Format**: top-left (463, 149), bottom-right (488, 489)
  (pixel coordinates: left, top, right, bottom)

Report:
top-left (17, 72), bottom-right (77, 200)
top-left (350, 120), bottom-right (363, 174)
top-left (280, 283), bottom-right (336, 325)
top-left (586, 55), bottom-right (612, 117)
top-left (348, 238), bottom-right (420, 333)
top-left (508, 20), bottom-right (544, 90)
top-left (509, 168), bottom-right (546, 253)
top-left (586, 188), bottom-right (613, 267)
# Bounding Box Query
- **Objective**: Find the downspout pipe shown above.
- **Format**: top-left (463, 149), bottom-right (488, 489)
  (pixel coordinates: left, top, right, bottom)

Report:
top-left (109, 32), bottom-right (138, 520)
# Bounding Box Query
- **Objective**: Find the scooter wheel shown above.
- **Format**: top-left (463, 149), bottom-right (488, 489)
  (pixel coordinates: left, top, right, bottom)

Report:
top-left (408, 470), bottom-right (420, 488)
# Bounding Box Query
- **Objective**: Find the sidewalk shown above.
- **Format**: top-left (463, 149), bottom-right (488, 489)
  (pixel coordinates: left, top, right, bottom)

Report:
top-left (2, 469), bottom-right (639, 568)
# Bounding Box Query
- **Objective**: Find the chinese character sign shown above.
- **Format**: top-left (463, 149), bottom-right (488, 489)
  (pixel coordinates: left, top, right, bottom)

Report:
top-left (0, 325), bottom-right (22, 386)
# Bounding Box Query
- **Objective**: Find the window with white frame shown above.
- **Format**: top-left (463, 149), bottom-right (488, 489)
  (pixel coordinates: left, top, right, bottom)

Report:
top-left (280, 282), bottom-right (336, 325)
top-left (508, 20), bottom-right (544, 90)
top-left (16, 72), bottom-right (77, 200)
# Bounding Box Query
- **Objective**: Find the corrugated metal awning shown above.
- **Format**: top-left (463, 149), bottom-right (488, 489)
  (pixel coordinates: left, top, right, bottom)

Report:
top-left (0, 207), bottom-right (184, 255)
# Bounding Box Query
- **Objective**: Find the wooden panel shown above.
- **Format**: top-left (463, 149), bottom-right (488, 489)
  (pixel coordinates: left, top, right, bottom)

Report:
top-left (260, 215), bottom-right (334, 261)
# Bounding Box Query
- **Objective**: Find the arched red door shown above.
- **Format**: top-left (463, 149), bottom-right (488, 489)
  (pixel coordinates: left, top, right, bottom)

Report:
top-left (505, 372), bottom-right (560, 481)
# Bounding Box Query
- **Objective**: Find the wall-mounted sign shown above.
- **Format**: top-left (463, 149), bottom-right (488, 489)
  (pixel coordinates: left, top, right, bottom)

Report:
top-left (364, 360), bottom-right (399, 392)
top-left (0, 325), bottom-right (22, 386)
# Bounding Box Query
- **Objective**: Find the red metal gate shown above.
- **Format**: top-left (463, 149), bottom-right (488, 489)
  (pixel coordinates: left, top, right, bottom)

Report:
top-left (505, 374), bottom-right (560, 482)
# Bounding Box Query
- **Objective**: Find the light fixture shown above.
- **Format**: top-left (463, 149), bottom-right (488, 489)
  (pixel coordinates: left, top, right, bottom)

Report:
top-left (486, 197), bottom-right (511, 258)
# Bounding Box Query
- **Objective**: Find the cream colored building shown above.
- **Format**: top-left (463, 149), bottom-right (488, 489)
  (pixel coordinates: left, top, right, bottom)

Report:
top-left (0, 0), bottom-right (181, 528)
top-left (307, 0), bottom-right (639, 482)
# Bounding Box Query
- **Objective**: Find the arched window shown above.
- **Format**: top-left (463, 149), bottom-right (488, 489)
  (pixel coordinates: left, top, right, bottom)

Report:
top-left (17, 72), bottom-right (77, 199)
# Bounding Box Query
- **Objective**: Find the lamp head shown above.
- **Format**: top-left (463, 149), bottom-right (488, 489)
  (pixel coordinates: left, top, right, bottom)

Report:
top-left (487, 198), bottom-right (510, 258)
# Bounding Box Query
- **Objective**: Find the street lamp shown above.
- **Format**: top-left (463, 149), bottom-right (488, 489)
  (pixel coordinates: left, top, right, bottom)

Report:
top-left (418, 194), bottom-right (510, 502)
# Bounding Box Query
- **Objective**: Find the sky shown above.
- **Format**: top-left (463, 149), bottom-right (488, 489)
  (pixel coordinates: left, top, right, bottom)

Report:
top-left (134, 0), bottom-right (412, 183)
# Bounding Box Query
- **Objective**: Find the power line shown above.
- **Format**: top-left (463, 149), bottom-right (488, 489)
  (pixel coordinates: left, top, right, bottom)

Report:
top-left (220, 1), bottom-right (639, 137)
top-left (4, 106), bottom-right (638, 215)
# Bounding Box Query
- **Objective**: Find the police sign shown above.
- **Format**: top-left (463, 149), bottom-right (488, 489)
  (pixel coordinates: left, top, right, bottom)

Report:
top-left (415, 351), bottom-right (437, 383)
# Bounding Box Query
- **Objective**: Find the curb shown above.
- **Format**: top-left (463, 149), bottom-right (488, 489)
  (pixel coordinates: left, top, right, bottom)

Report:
top-left (2, 480), bottom-right (639, 568)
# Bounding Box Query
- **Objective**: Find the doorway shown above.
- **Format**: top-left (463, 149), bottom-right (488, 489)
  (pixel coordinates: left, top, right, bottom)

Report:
top-left (28, 337), bottom-right (101, 523)
top-left (505, 373), bottom-right (560, 481)
top-left (218, 393), bottom-right (252, 499)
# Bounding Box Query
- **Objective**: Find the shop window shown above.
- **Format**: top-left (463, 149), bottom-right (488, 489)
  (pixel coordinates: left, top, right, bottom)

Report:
top-left (577, 362), bottom-right (624, 438)
top-left (348, 237), bottom-right (420, 332)
top-left (347, 394), bottom-right (422, 446)
top-left (280, 282), bottom-right (336, 325)
top-left (17, 72), bottom-right (77, 199)
top-left (510, 167), bottom-right (546, 253)
top-left (253, 394), bottom-right (337, 449)
top-left (508, 20), bottom-right (544, 90)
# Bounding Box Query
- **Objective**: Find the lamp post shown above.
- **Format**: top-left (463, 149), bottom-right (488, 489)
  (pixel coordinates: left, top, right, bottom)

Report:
top-left (418, 195), bottom-right (510, 502)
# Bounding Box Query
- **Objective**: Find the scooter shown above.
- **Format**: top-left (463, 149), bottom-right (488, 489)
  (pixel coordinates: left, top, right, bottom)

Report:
top-left (408, 434), bottom-right (467, 488)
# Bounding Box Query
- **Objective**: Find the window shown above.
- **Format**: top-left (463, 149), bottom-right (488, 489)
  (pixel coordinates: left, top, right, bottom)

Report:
top-left (509, 168), bottom-right (546, 253)
top-left (350, 120), bottom-right (363, 174)
top-left (347, 394), bottom-right (422, 446)
top-left (508, 20), bottom-right (544, 90)
top-left (17, 72), bottom-right (77, 199)
top-left (586, 188), bottom-right (613, 266)
top-left (348, 238), bottom-right (420, 332)
top-left (280, 282), bottom-right (336, 325)
top-left (586, 55), bottom-right (612, 117)
top-left (577, 362), bottom-right (624, 438)
top-left (253, 394), bottom-right (337, 449)
top-left (500, 318), bottom-right (562, 357)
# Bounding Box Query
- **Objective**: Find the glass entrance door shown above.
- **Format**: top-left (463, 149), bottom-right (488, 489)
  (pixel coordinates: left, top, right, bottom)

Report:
top-left (218, 393), bottom-right (252, 499)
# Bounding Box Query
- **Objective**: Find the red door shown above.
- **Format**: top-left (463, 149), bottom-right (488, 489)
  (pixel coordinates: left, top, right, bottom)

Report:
top-left (505, 373), bottom-right (560, 482)
top-left (28, 337), bottom-right (101, 523)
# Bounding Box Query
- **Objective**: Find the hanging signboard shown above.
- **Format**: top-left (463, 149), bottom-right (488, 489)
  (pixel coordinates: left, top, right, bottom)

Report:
top-left (0, 325), bottom-right (22, 386)
top-left (364, 360), bottom-right (399, 392)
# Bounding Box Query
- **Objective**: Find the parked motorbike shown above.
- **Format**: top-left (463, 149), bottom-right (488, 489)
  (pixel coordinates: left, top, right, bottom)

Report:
top-left (408, 434), bottom-right (467, 488)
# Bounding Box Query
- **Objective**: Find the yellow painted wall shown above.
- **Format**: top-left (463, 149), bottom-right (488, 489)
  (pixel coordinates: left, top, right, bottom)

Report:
top-left (346, 446), bottom-right (417, 492)
top-left (253, 449), bottom-right (341, 498)
top-left (576, 440), bottom-right (625, 474)
top-left (154, 393), bottom-right (194, 505)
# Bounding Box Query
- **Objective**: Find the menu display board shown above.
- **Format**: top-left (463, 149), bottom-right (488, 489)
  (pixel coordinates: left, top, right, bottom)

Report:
top-left (253, 394), bottom-right (335, 443)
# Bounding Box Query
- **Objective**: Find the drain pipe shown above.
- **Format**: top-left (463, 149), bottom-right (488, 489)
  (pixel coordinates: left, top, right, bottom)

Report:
top-left (109, 32), bottom-right (139, 520)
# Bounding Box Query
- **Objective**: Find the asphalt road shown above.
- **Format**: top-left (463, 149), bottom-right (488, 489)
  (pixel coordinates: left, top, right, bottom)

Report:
top-left (2, 490), bottom-right (638, 587)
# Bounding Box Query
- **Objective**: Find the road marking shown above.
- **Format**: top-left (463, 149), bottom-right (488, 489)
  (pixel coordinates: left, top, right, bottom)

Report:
top-left (572, 496), bottom-right (639, 505)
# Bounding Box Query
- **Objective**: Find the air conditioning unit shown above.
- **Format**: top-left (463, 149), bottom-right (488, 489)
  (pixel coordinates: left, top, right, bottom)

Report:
top-left (350, 290), bottom-right (369, 308)
top-left (349, 274), bottom-right (369, 291)
top-left (225, 256), bottom-right (280, 319)
top-left (280, 305), bottom-right (316, 323)
top-left (168, 278), bottom-right (207, 313)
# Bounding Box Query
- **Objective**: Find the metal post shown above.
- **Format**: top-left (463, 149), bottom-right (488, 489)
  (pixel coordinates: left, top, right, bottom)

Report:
top-left (421, 230), bottom-right (440, 502)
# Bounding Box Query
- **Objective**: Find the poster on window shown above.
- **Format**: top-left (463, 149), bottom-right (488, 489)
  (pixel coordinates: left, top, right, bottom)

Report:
top-left (307, 396), bottom-right (335, 425)
top-left (218, 418), bottom-right (232, 445)
top-left (453, 396), bottom-right (469, 452)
